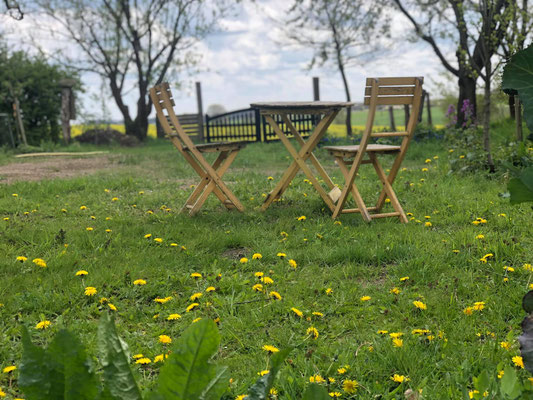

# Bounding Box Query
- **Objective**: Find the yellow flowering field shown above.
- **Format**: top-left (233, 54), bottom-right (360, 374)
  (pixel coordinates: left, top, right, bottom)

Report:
top-left (0, 139), bottom-right (532, 398)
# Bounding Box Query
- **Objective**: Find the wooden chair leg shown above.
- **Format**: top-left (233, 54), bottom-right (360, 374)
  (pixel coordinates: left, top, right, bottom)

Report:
top-left (189, 150), bottom-right (242, 215)
top-left (369, 153), bottom-right (408, 223)
top-left (335, 156), bottom-right (372, 222)
top-left (181, 151), bottom-right (231, 213)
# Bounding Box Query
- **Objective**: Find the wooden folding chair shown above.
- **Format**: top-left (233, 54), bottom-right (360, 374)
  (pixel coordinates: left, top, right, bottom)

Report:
top-left (150, 83), bottom-right (246, 215)
top-left (324, 77), bottom-right (424, 223)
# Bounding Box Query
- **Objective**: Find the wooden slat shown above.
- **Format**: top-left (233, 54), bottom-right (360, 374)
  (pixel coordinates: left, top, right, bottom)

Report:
top-left (364, 96), bottom-right (414, 105)
top-left (371, 131), bottom-right (409, 137)
top-left (370, 212), bottom-right (401, 219)
top-left (366, 77), bottom-right (421, 86)
top-left (364, 87), bottom-right (415, 96)
top-left (341, 206), bottom-right (378, 214)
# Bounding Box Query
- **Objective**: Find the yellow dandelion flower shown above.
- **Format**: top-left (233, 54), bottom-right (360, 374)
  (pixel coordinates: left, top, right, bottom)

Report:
top-left (252, 253), bottom-right (262, 260)
top-left (269, 291), bottom-right (282, 300)
top-left (159, 335), bottom-right (172, 344)
top-left (240, 257), bottom-right (248, 264)
top-left (154, 238), bottom-right (163, 243)
top-left (190, 292), bottom-right (202, 301)
top-left (476, 234), bottom-right (485, 240)
top-left (154, 296), bottom-right (172, 304)
top-left (258, 370), bottom-right (270, 376)
top-left (262, 277), bottom-right (274, 284)
top-left (473, 301), bottom-right (485, 311)
top-left (252, 283), bottom-right (263, 292)
top-left (262, 345), bottom-right (279, 354)
top-left (135, 357), bottom-right (151, 365)
top-left (325, 288), bottom-right (333, 295)
top-left (309, 375), bottom-right (325, 383)
top-left (154, 354), bottom-right (165, 363)
top-left (291, 307), bottom-right (303, 317)
top-left (497, 370), bottom-right (504, 379)
top-left (144, 233), bottom-right (152, 239)
top-left (343, 379), bottom-right (358, 394)
top-left (512, 356), bottom-right (524, 369)
top-left (500, 341), bottom-right (511, 350)
top-left (329, 392), bottom-right (341, 398)
top-left (377, 330), bottom-right (389, 335)
top-left (400, 276), bottom-right (409, 282)
top-left (192, 317), bottom-right (202, 323)
top-left (133, 279), bottom-right (147, 286)
top-left (391, 374), bottom-right (409, 383)
top-left (425, 221), bottom-right (432, 227)
top-left (288, 259), bottom-right (297, 268)
top-left (186, 303), bottom-right (199, 312)
top-left (297, 215), bottom-right (306, 221)
top-left (337, 367), bottom-right (346, 374)
top-left (389, 332), bottom-right (403, 338)
top-left (306, 326), bottom-right (319, 339)
top-left (392, 338), bottom-right (403, 347)
top-left (167, 314), bottom-right (181, 321)
top-left (360, 296), bottom-right (371, 302)
top-left (84, 287), bottom-right (97, 296)
top-left (413, 300), bottom-right (427, 310)
top-left (312, 311), bottom-right (324, 317)
top-left (190, 272), bottom-right (202, 279)
top-left (504, 266), bottom-right (515, 272)
top-left (111, 197), bottom-right (119, 202)
top-left (86, 227), bottom-right (93, 231)
top-left (76, 270), bottom-right (88, 276)
top-left (16, 256), bottom-right (27, 262)
top-left (108, 303), bottom-right (117, 311)
top-left (2, 366), bottom-right (16, 373)
top-left (35, 320), bottom-right (51, 330)
top-left (390, 287), bottom-right (401, 295)
top-left (206, 286), bottom-right (216, 293)
top-left (80, 205), bottom-right (87, 210)
top-left (32, 258), bottom-right (47, 268)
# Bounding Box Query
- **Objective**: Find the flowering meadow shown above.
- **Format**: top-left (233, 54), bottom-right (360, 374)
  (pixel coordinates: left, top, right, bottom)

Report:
top-left (1, 139), bottom-right (533, 399)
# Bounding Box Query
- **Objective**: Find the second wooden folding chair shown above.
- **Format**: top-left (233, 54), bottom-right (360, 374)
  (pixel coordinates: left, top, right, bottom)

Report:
top-left (324, 77), bottom-right (424, 223)
top-left (150, 83), bottom-right (246, 215)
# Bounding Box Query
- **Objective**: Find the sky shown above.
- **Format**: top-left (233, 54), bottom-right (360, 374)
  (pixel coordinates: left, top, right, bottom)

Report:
top-left (2, 0), bottom-right (456, 123)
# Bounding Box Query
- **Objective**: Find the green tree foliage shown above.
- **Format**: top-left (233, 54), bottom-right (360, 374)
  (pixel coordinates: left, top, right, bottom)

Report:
top-left (0, 48), bottom-right (79, 145)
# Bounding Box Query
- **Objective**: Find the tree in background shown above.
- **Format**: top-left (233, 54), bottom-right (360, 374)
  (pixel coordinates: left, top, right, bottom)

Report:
top-left (30, 0), bottom-right (228, 141)
top-left (3, 0), bottom-right (23, 19)
top-left (0, 48), bottom-right (79, 146)
top-left (392, 0), bottom-right (519, 127)
top-left (281, 0), bottom-right (389, 136)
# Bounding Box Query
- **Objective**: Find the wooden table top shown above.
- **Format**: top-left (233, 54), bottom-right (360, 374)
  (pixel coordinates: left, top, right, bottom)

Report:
top-left (251, 101), bottom-right (354, 112)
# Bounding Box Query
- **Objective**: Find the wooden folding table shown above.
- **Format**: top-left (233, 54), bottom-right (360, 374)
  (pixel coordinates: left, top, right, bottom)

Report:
top-left (251, 102), bottom-right (353, 212)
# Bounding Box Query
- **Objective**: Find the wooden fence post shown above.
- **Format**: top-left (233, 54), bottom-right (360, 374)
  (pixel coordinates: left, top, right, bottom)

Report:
top-left (313, 77), bottom-right (320, 101)
top-left (59, 78), bottom-right (76, 144)
top-left (426, 91), bottom-right (433, 126)
top-left (388, 106), bottom-right (396, 131)
top-left (516, 97), bottom-right (523, 142)
top-left (195, 82), bottom-right (204, 141)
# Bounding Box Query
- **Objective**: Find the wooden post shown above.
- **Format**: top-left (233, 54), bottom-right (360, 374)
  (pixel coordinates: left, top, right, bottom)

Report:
top-left (13, 98), bottom-right (27, 146)
top-left (426, 91), bottom-right (433, 126)
top-left (388, 106), bottom-right (396, 131)
top-left (404, 104), bottom-right (410, 128)
top-left (418, 90), bottom-right (426, 122)
top-left (313, 77), bottom-right (320, 101)
top-left (0, 113), bottom-right (16, 148)
top-left (195, 82), bottom-right (204, 141)
top-left (59, 79), bottom-right (76, 144)
top-left (516, 97), bottom-right (523, 142)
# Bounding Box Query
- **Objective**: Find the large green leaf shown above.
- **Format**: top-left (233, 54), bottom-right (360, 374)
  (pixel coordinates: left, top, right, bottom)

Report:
top-left (500, 365), bottom-right (522, 399)
top-left (502, 44), bottom-right (533, 131)
top-left (302, 384), bottom-right (330, 400)
top-left (98, 313), bottom-right (143, 400)
top-left (18, 327), bottom-right (100, 400)
top-left (247, 347), bottom-right (292, 400)
top-left (155, 319), bottom-right (228, 400)
top-left (508, 166), bottom-right (533, 204)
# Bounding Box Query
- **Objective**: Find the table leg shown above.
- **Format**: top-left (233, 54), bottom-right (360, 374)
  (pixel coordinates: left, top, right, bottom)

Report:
top-left (261, 110), bottom-right (338, 211)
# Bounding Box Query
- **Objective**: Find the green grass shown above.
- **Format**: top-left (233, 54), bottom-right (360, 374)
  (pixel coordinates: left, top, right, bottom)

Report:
top-left (1, 137), bottom-right (533, 399)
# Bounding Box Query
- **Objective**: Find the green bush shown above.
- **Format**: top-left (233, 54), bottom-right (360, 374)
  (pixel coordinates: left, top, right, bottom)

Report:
top-left (0, 48), bottom-right (80, 146)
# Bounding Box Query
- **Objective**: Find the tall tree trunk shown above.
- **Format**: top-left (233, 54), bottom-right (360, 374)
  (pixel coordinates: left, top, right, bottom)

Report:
top-left (483, 63), bottom-right (495, 173)
top-left (457, 73), bottom-right (477, 127)
top-left (338, 64), bottom-right (352, 136)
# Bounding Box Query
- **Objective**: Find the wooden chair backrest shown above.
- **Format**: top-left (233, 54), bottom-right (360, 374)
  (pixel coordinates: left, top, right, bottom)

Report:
top-left (362, 77), bottom-right (423, 145)
top-left (150, 82), bottom-right (197, 153)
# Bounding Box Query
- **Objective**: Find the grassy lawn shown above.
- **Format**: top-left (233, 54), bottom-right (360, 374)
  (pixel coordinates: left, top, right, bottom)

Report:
top-left (1, 138), bottom-right (532, 399)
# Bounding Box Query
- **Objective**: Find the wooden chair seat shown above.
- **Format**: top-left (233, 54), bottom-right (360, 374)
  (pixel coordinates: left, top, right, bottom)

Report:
top-left (184, 141), bottom-right (247, 153)
top-left (324, 144), bottom-right (401, 157)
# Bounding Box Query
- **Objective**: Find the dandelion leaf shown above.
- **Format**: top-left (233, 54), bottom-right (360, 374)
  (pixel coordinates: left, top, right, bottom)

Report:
top-left (302, 383), bottom-right (330, 400)
top-left (19, 326), bottom-right (99, 400)
top-left (155, 318), bottom-right (227, 400)
top-left (502, 44), bottom-right (533, 131)
top-left (98, 313), bottom-right (143, 400)
top-left (500, 365), bottom-right (522, 399)
top-left (508, 167), bottom-right (533, 205)
top-left (247, 347), bottom-right (292, 400)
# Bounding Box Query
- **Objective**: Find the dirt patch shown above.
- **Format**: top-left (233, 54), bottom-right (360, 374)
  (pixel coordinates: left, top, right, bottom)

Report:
top-left (221, 247), bottom-right (251, 261)
top-left (0, 156), bottom-right (115, 184)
